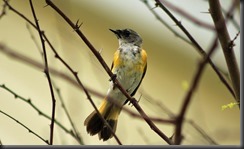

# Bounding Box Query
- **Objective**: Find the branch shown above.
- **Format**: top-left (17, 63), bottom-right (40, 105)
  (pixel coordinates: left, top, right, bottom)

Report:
top-left (141, 0), bottom-right (192, 45)
top-left (186, 120), bottom-right (217, 145)
top-left (45, 0), bottom-right (173, 144)
top-left (156, 0), bottom-right (215, 30)
top-left (142, 89), bottom-right (218, 145)
top-left (174, 37), bottom-right (219, 144)
top-left (0, 84), bottom-right (81, 144)
top-left (221, 6), bottom-right (240, 30)
top-left (0, 0), bottom-right (7, 19)
top-left (155, 0), bottom-right (235, 99)
top-left (52, 84), bottom-right (84, 144)
top-left (29, 0), bottom-right (56, 144)
top-left (0, 110), bottom-right (49, 144)
top-left (209, 0), bottom-right (240, 104)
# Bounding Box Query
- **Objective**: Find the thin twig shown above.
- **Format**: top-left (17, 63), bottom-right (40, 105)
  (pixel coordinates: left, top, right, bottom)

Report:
top-left (45, 0), bottom-right (173, 144)
top-left (221, 7), bottom-right (240, 30)
top-left (141, 0), bottom-right (192, 45)
top-left (142, 90), bottom-right (218, 145)
top-left (155, 0), bottom-right (235, 99)
top-left (25, 17), bottom-right (84, 144)
top-left (174, 37), bottom-right (219, 144)
top-left (26, 23), bottom-right (43, 56)
top-left (0, 110), bottom-right (49, 144)
top-left (29, 0), bottom-right (56, 144)
top-left (0, 0), bottom-right (8, 19)
top-left (52, 84), bottom-right (84, 144)
top-left (186, 120), bottom-right (217, 145)
top-left (209, 0), bottom-right (240, 104)
top-left (157, 0), bottom-right (215, 30)
top-left (0, 84), bottom-right (81, 144)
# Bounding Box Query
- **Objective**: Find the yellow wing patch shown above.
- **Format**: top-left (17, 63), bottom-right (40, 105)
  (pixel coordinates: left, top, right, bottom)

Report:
top-left (111, 50), bottom-right (122, 72)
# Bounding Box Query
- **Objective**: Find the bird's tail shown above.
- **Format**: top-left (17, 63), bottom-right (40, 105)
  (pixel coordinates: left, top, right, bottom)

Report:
top-left (84, 99), bottom-right (121, 141)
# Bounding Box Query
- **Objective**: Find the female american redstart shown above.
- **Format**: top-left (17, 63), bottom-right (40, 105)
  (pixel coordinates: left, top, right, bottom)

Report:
top-left (84, 28), bottom-right (147, 141)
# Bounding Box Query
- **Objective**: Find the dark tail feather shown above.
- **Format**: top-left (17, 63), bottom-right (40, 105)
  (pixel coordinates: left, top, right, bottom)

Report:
top-left (84, 110), bottom-right (118, 141)
top-left (98, 119), bottom-right (117, 141)
top-left (84, 111), bottom-right (104, 136)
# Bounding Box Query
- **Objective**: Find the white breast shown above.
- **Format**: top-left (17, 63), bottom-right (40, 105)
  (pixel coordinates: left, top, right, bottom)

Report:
top-left (106, 46), bottom-right (143, 105)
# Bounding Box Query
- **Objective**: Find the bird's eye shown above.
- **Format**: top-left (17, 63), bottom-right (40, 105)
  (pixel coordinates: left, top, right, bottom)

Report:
top-left (123, 30), bottom-right (130, 37)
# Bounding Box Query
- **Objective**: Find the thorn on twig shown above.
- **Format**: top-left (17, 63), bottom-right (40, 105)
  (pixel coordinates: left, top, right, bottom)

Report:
top-left (169, 133), bottom-right (174, 140)
top-left (228, 31), bottom-right (240, 50)
top-left (138, 94), bottom-right (142, 103)
top-left (98, 48), bottom-right (103, 54)
top-left (27, 98), bottom-right (31, 103)
top-left (54, 54), bottom-right (58, 58)
top-left (128, 97), bottom-right (138, 106)
top-left (43, 69), bottom-right (48, 74)
top-left (74, 19), bottom-right (83, 31)
top-left (70, 129), bottom-right (75, 136)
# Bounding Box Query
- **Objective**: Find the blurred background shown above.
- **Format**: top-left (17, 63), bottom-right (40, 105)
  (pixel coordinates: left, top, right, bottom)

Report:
top-left (0, 0), bottom-right (240, 145)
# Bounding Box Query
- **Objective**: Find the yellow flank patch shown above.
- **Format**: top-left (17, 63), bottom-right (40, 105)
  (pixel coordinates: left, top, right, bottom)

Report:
top-left (112, 50), bottom-right (123, 71)
top-left (140, 49), bottom-right (147, 72)
top-left (141, 49), bottom-right (147, 64)
top-left (98, 99), bottom-right (108, 116)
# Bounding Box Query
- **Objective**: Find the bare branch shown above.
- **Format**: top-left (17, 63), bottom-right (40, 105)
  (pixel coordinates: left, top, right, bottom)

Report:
top-left (0, 84), bottom-right (81, 144)
top-left (142, 90), bottom-right (218, 145)
top-left (0, 110), bottom-right (49, 144)
top-left (141, 0), bottom-right (192, 45)
top-left (157, 0), bottom-right (215, 30)
top-left (209, 0), bottom-right (240, 104)
top-left (174, 37), bottom-right (219, 144)
top-left (52, 84), bottom-right (84, 144)
top-left (29, 0), bottom-right (56, 144)
top-left (186, 120), bottom-right (217, 145)
top-left (0, 0), bottom-right (8, 19)
top-left (155, 0), bottom-right (235, 98)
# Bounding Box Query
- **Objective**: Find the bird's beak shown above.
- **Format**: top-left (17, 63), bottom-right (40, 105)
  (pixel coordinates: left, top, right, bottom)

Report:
top-left (109, 29), bottom-right (121, 38)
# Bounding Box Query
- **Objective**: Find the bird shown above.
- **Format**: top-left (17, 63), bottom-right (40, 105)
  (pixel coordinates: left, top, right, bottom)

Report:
top-left (84, 28), bottom-right (147, 141)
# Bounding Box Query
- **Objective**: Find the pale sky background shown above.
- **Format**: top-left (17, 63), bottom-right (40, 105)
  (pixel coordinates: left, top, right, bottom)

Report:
top-left (0, 0), bottom-right (241, 145)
